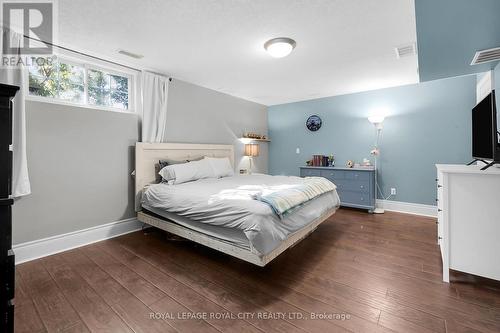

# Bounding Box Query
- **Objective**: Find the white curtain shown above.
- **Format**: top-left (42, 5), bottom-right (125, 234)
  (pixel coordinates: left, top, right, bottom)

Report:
top-left (141, 71), bottom-right (169, 142)
top-left (0, 28), bottom-right (31, 197)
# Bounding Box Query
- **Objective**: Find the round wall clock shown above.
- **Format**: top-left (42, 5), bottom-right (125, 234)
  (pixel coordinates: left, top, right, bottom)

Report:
top-left (306, 115), bottom-right (322, 131)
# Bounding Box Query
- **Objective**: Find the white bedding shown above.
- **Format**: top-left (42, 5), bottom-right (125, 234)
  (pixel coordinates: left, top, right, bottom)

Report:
top-left (142, 174), bottom-right (340, 255)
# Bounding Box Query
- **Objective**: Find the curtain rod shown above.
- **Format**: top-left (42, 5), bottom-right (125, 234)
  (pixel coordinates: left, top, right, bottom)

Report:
top-left (23, 34), bottom-right (172, 81)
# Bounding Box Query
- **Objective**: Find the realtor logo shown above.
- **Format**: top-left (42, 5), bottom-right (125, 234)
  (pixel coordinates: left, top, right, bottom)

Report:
top-left (2, 1), bottom-right (53, 54)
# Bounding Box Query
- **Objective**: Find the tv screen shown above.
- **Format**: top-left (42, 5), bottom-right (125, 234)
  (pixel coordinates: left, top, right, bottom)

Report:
top-left (472, 92), bottom-right (496, 159)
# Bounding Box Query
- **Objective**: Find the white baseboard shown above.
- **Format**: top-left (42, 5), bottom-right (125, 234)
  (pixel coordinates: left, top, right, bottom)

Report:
top-left (13, 218), bottom-right (142, 265)
top-left (376, 199), bottom-right (437, 218)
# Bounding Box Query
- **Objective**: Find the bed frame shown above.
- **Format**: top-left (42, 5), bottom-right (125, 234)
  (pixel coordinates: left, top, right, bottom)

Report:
top-left (135, 142), bottom-right (336, 266)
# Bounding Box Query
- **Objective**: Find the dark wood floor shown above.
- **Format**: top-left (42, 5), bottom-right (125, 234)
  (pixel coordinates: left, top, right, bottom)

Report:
top-left (14, 208), bottom-right (500, 333)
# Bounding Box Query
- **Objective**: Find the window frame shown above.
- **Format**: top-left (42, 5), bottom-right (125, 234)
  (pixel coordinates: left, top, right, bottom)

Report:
top-left (25, 53), bottom-right (138, 114)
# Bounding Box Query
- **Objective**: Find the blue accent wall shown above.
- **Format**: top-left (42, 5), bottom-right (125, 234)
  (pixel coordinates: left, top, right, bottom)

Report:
top-left (415, 0), bottom-right (500, 82)
top-left (268, 75), bottom-right (476, 206)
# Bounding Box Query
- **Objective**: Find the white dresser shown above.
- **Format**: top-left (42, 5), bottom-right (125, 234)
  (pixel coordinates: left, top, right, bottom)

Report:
top-left (436, 164), bottom-right (500, 282)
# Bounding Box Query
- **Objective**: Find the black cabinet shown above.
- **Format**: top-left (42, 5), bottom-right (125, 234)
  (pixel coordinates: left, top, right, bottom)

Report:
top-left (0, 83), bottom-right (19, 333)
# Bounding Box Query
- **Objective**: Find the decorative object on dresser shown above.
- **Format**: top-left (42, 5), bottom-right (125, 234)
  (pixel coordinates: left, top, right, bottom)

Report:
top-left (328, 154), bottom-right (335, 167)
top-left (244, 143), bottom-right (259, 174)
top-left (368, 114), bottom-right (385, 213)
top-left (362, 158), bottom-right (372, 166)
top-left (306, 115), bottom-right (322, 131)
top-left (310, 154), bottom-right (332, 167)
top-left (300, 166), bottom-right (375, 212)
top-left (0, 84), bottom-right (19, 333)
top-left (436, 164), bottom-right (500, 283)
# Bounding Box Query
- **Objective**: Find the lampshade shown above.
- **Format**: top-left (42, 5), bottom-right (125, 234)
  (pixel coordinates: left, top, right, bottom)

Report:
top-left (244, 144), bottom-right (259, 157)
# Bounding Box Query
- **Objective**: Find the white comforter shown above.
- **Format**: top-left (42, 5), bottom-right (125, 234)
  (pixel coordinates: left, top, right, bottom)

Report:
top-left (142, 174), bottom-right (340, 255)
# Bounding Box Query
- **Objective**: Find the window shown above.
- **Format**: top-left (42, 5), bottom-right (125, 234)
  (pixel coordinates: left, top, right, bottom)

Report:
top-left (87, 69), bottom-right (129, 109)
top-left (29, 60), bottom-right (85, 103)
top-left (28, 57), bottom-right (134, 112)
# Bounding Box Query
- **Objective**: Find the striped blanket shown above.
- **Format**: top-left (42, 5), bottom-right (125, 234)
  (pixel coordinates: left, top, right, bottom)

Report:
top-left (257, 177), bottom-right (336, 218)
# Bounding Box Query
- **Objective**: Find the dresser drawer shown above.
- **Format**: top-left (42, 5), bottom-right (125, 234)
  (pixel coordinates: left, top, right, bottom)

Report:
top-left (299, 167), bottom-right (375, 211)
top-left (335, 179), bottom-right (370, 193)
top-left (0, 104), bottom-right (12, 147)
top-left (338, 190), bottom-right (372, 207)
top-left (1, 301), bottom-right (14, 333)
top-left (0, 202), bottom-right (12, 254)
top-left (345, 171), bottom-right (370, 181)
top-left (0, 149), bottom-right (12, 198)
top-left (320, 170), bottom-right (345, 180)
top-left (300, 169), bottom-right (321, 177)
top-left (1, 250), bottom-right (15, 300)
top-left (437, 209), bottom-right (443, 245)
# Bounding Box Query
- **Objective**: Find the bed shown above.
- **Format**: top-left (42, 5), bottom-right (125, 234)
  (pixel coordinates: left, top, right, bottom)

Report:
top-left (135, 142), bottom-right (340, 266)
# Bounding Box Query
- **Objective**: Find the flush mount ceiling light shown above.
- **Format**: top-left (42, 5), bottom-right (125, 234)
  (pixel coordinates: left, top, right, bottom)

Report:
top-left (264, 37), bottom-right (296, 58)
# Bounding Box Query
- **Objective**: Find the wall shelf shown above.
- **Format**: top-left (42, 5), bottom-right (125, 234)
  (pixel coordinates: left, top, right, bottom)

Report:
top-left (239, 138), bottom-right (271, 142)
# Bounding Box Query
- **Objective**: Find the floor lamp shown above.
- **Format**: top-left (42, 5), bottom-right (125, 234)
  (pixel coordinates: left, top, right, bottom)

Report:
top-left (368, 115), bottom-right (385, 214)
top-left (244, 143), bottom-right (259, 174)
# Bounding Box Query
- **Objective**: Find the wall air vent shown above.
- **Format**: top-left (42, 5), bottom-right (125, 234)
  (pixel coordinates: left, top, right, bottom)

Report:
top-left (118, 49), bottom-right (144, 59)
top-left (471, 46), bottom-right (500, 65)
top-left (395, 43), bottom-right (416, 59)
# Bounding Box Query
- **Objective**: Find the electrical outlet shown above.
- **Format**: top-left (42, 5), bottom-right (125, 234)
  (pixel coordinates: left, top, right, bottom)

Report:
top-left (391, 188), bottom-right (397, 196)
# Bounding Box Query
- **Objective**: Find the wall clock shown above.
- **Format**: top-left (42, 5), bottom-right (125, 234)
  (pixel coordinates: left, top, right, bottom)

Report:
top-left (306, 115), bottom-right (322, 131)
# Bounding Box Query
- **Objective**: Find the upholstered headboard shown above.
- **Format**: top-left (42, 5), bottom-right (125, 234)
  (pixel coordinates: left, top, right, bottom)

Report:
top-left (135, 142), bottom-right (234, 211)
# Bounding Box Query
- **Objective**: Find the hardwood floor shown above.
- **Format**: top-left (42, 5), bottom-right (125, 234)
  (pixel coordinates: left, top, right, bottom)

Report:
top-left (15, 208), bottom-right (500, 333)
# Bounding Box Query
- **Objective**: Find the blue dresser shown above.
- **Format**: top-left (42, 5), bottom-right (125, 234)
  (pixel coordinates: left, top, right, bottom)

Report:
top-left (299, 166), bottom-right (376, 211)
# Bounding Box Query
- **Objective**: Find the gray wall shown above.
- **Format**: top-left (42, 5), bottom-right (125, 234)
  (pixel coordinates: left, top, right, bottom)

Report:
top-left (166, 79), bottom-right (268, 173)
top-left (268, 75), bottom-right (477, 206)
top-left (13, 79), bottom-right (268, 244)
top-left (13, 101), bottom-right (139, 244)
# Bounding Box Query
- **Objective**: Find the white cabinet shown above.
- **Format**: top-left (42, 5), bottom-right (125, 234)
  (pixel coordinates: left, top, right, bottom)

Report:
top-left (436, 164), bottom-right (500, 282)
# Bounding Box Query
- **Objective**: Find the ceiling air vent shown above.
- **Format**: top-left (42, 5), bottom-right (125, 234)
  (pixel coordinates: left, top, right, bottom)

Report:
top-left (117, 49), bottom-right (144, 59)
top-left (395, 43), bottom-right (416, 59)
top-left (471, 46), bottom-right (500, 65)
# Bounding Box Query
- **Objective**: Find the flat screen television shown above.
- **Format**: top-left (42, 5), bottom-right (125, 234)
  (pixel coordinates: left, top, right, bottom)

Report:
top-left (471, 90), bottom-right (499, 170)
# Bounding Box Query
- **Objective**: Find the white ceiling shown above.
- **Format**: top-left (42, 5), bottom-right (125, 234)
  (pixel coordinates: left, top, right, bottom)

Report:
top-left (58, 0), bottom-right (418, 106)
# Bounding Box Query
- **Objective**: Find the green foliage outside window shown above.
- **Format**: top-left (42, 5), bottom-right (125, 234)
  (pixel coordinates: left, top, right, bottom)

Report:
top-left (28, 58), bottom-right (129, 110)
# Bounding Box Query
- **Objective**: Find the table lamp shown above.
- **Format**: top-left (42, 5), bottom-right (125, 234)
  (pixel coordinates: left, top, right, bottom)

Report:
top-left (244, 143), bottom-right (259, 174)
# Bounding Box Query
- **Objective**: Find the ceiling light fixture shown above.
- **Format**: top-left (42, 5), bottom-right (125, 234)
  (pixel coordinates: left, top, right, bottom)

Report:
top-left (264, 37), bottom-right (296, 58)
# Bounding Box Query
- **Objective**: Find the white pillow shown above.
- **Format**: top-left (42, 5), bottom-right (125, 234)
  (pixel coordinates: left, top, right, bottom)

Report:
top-left (204, 156), bottom-right (234, 178)
top-left (159, 158), bottom-right (215, 185)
